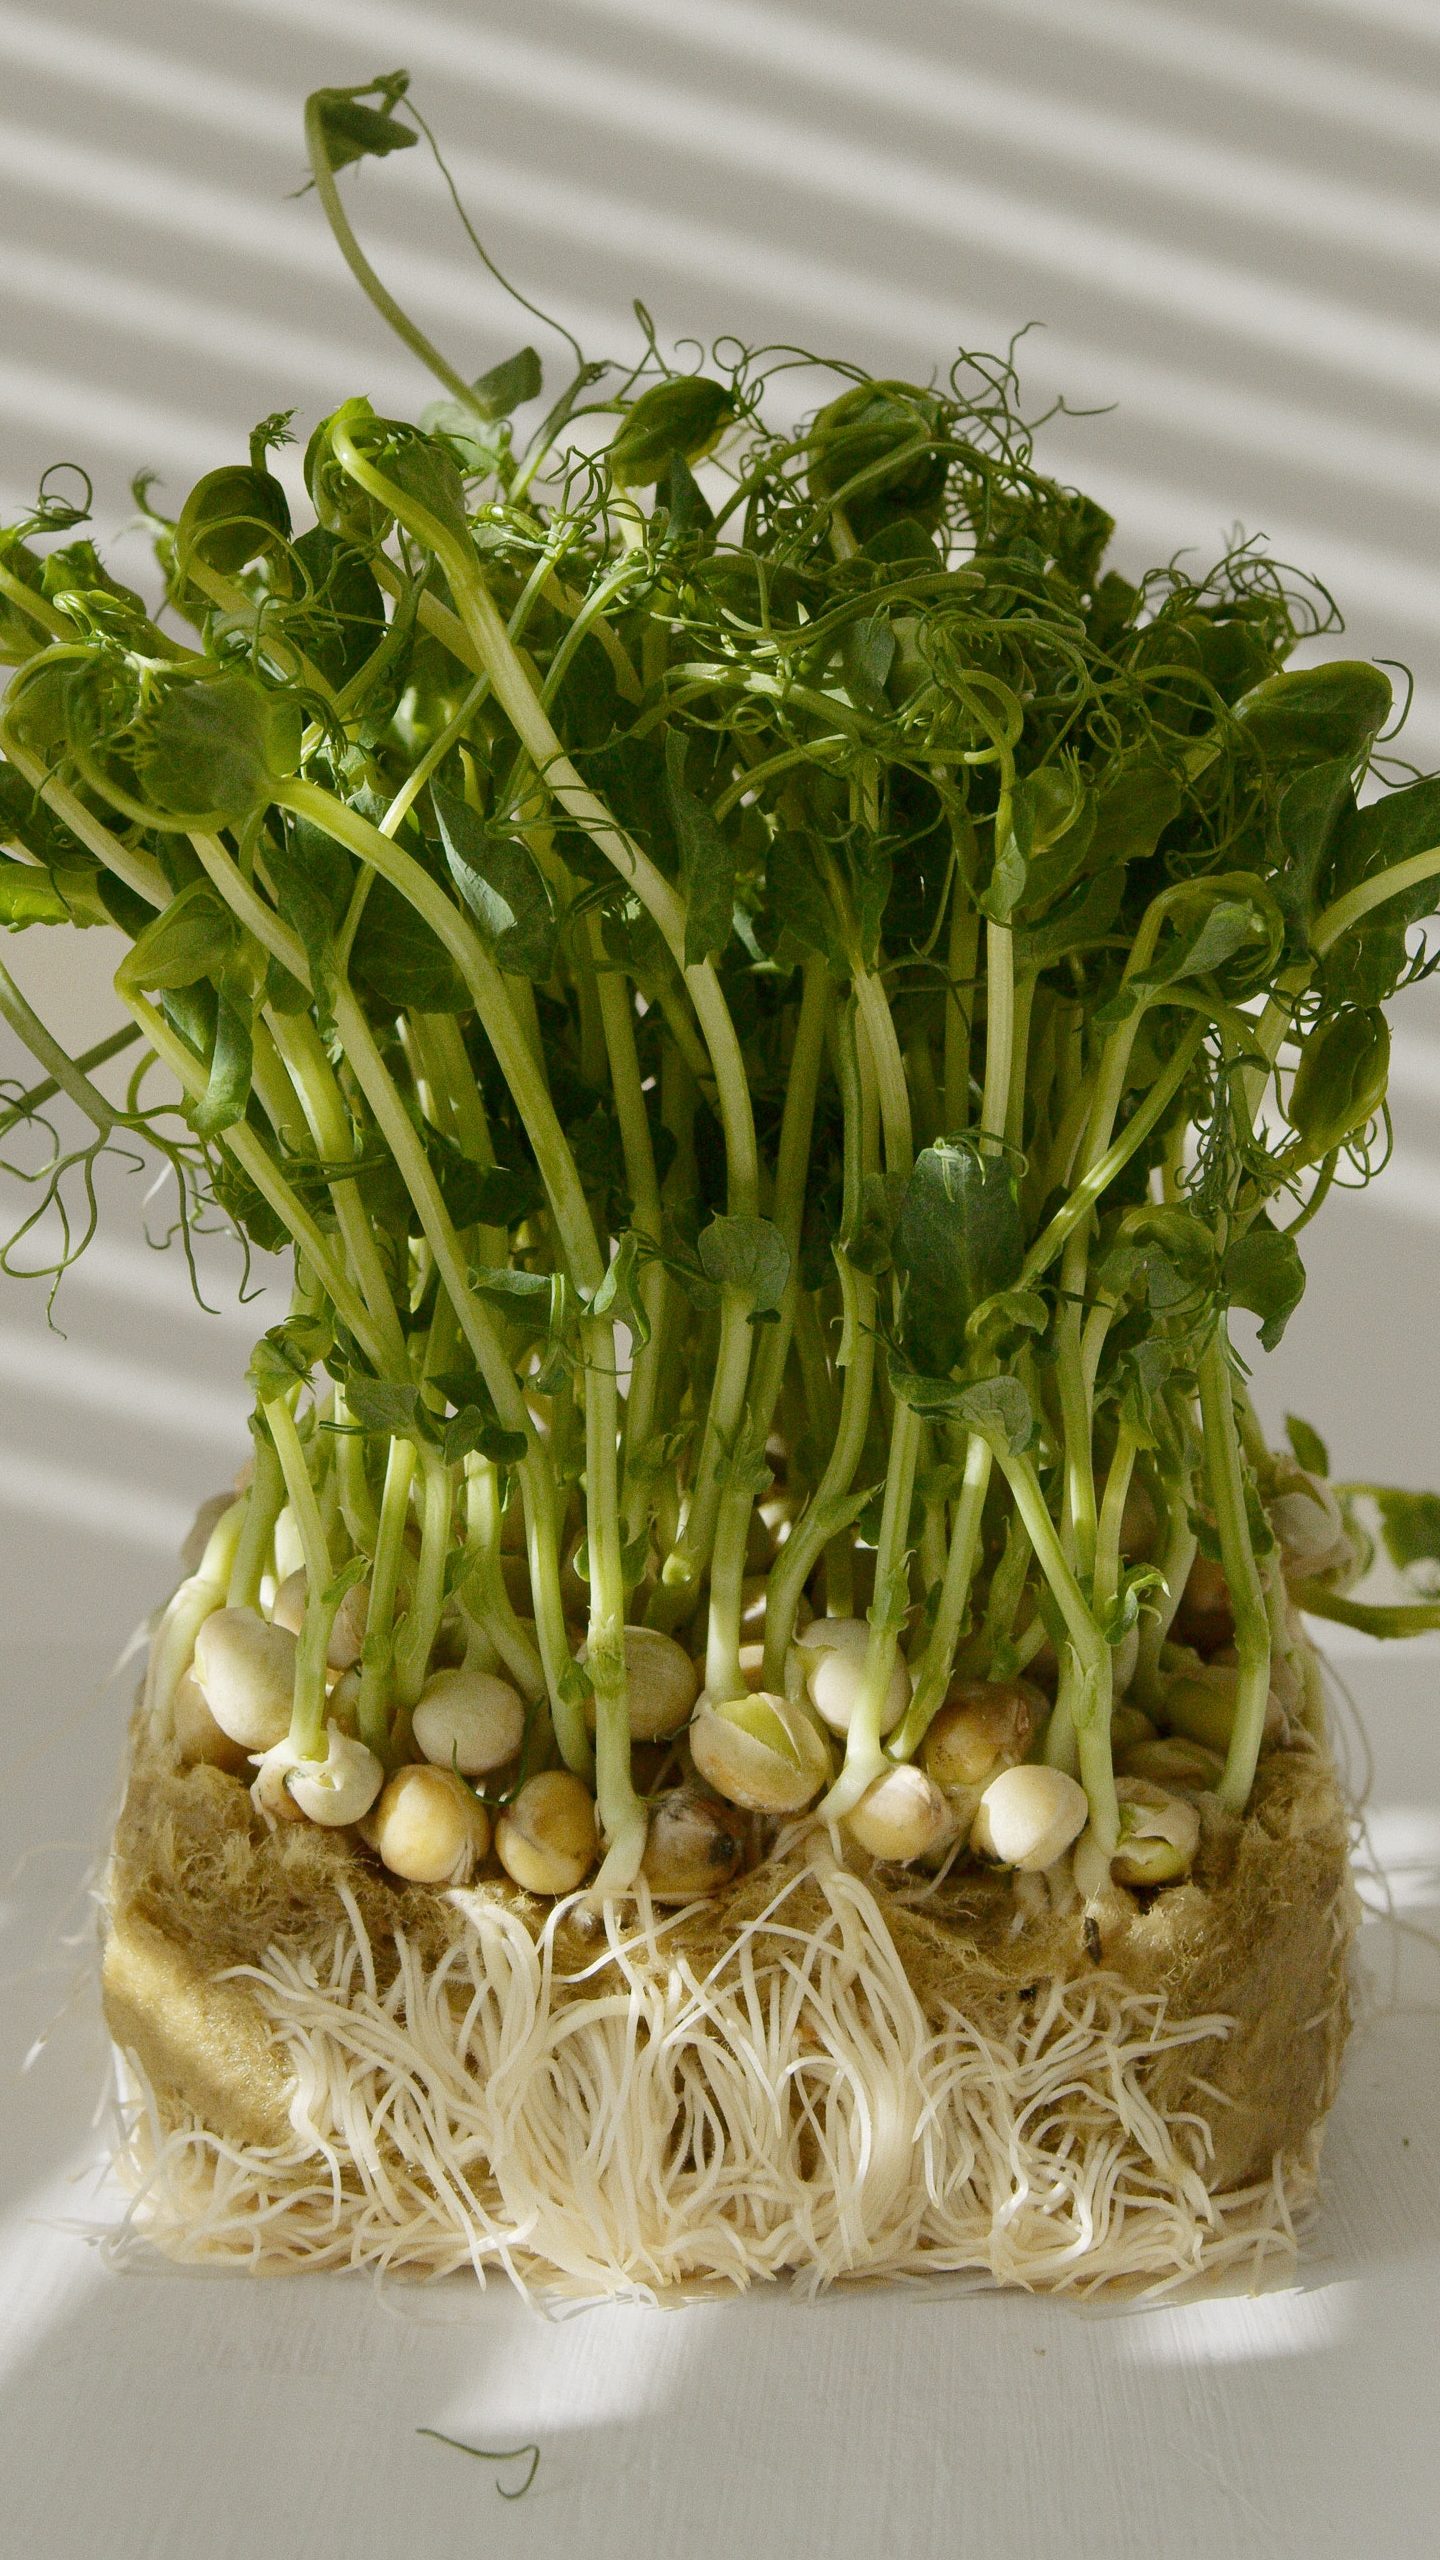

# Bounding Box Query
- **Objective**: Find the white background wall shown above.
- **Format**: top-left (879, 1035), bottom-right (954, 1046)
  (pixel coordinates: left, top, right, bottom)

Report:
top-left (3, 0), bottom-right (1440, 1650)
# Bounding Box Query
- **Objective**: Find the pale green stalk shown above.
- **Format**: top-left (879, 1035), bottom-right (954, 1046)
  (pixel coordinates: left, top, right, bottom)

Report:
top-left (356, 1436), bottom-right (417, 1757)
top-left (888, 1428), bottom-right (994, 1760)
top-left (1198, 1329), bottom-right (1273, 1814)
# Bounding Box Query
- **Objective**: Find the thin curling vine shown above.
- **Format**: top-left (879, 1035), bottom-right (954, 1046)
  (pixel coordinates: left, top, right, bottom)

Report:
top-left (5, 63), bottom-right (1440, 1907)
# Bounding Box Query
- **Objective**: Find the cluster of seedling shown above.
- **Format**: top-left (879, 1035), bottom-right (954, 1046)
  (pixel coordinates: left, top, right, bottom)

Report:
top-left (147, 1418), bottom-right (1361, 1902)
top-left (5, 72), bottom-right (1440, 1911)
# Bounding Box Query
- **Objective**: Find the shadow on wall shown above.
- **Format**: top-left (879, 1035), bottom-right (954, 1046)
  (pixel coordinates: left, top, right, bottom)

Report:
top-left (0, 0), bottom-right (1438, 736)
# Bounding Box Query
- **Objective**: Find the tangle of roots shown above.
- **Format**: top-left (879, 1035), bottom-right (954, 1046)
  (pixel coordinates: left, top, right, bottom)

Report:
top-left (106, 1844), bottom-right (1313, 2301)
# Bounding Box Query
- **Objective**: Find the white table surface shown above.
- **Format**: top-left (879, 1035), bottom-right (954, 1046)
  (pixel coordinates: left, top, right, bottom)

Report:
top-left (1, 1619), bottom-right (1437, 2560)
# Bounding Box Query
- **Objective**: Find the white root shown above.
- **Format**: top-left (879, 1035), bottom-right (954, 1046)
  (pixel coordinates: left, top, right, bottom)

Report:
top-left (107, 1847), bottom-right (1310, 2298)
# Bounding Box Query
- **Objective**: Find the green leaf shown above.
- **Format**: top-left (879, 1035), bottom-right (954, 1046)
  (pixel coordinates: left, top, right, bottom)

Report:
top-left (1233, 660), bottom-right (1392, 766)
top-left (288, 527), bottom-right (385, 689)
top-left (1222, 1218), bottom-right (1306, 1351)
top-left (1097, 1563), bottom-right (1167, 1648)
top-left (805, 380), bottom-right (949, 530)
top-left (1088, 761), bottom-right (1180, 870)
top-left (892, 1140), bottom-right (1024, 1378)
top-left (841, 615), bottom-right (895, 716)
top-left (0, 865), bottom-right (74, 929)
top-left (1014, 863), bottom-right (1125, 969)
top-left (843, 1170), bottom-right (906, 1277)
top-left (188, 966), bottom-right (254, 1137)
top-left (116, 882), bottom-right (237, 993)
top-left (1147, 894), bottom-right (1274, 992)
top-left (608, 378), bottom-right (734, 488)
top-left (1274, 757), bottom-right (1354, 942)
top-left (350, 876), bottom-right (468, 1013)
top-left (247, 1313), bottom-right (330, 1405)
top-left (953, 1379), bottom-right (1035, 1457)
top-left (471, 347), bottom-right (543, 420)
top-left (440, 1399), bottom-right (527, 1467)
top-left (980, 821), bottom-right (1029, 926)
top-left (343, 1374), bottom-right (425, 1439)
top-left (696, 1213), bottom-right (790, 1320)
top-left (664, 774), bottom-right (736, 968)
top-left (850, 837), bottom-right (892, 965)
top-left (310, 81), bottom-right (418, 174)
top-left (432, 783), bottom-right (558, 980)
top-left (1376, 1488), bottom-right (1440, 1585)
top-left (139, 674), bottom-right (301, 823)
top-left (657, 452), bottom-right (714, 546)
top-left (1009, 767), bottom-right (1096, 915)
top-left (1326, 773), bottom-right (1440, 937)
top-left (263, 813), bottom-right (353, 1018)
top-left (964, 1285), bottom-right (1047, 1353)
top-left (384, 437), bottom-right (471, 545)
top-left (174, 465), bottom-right (291, 581)
top-left (1285, 1414), bottom-right (1330, 1477)
top-left (586, 1230), bottom-right (652, 1348)
top-left (468, 1269), bottom-right (571, 1363)
top-left (1288, 1007), bottom-right (1389, 1156)
top-left (423, 1133), bottom-right (540, 1232)
top-left (766, 832), bottom-right (843, 966)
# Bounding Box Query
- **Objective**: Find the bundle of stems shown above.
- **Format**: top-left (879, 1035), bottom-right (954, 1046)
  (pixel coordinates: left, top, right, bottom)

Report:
top-left (5, 71), bottom-right (1440, 1908)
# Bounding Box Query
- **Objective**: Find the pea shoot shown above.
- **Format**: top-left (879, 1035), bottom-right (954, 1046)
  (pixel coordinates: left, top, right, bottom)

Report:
top-left (7, 75), bottom-right (1440, 1981)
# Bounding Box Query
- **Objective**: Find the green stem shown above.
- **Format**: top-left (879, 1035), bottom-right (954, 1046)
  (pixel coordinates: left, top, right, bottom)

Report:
top-left (1198, 1328), bottom-right (1272, 1813)
top-left (457, 1457), bottom-right (544, 1696)
top-left (980, 919), bottom-right (1013, 1145)
top-left (1291, 1585), bottom-right (1440, 1637)
top-left (889, 1430), bottom-right (993, 1759)
top-left (820, 1399), bottom-right (923, 1816)
top-left (1312, 844), bottom-right (1440, 955)
top-left (303, 95), bottom-right (481, 414)
top-left (0, 959), bottom-right (123, 1134)
top-left (583, 1314), bottom-right (647, 1887)
top-left (263, 1394), bottom-right (333, 1593)
top-left (989, 1440), bottom-right (1117, 1849)
top-left (357, 1436), bottom-right (417, 1757)
top-left (943, 853), bottom-right (977, 1130)
top-left (1022, 1023), bottom-right (1205, 1289)
top-left (0, 1022), bottom-right (140, 1135)
top-left (122, 993), bottom-right (390, 1371)
top-left (332, 1383), bottom-right (380, 1552)
top-left (393, 1445), bottom-right (454, 1709)
top-left (761, 1006), bottom-right (877, 1684)
top-left (327, 420), bottom-right (761, 1216)
top-left (227, 1430), bottom-right (286, 1610)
